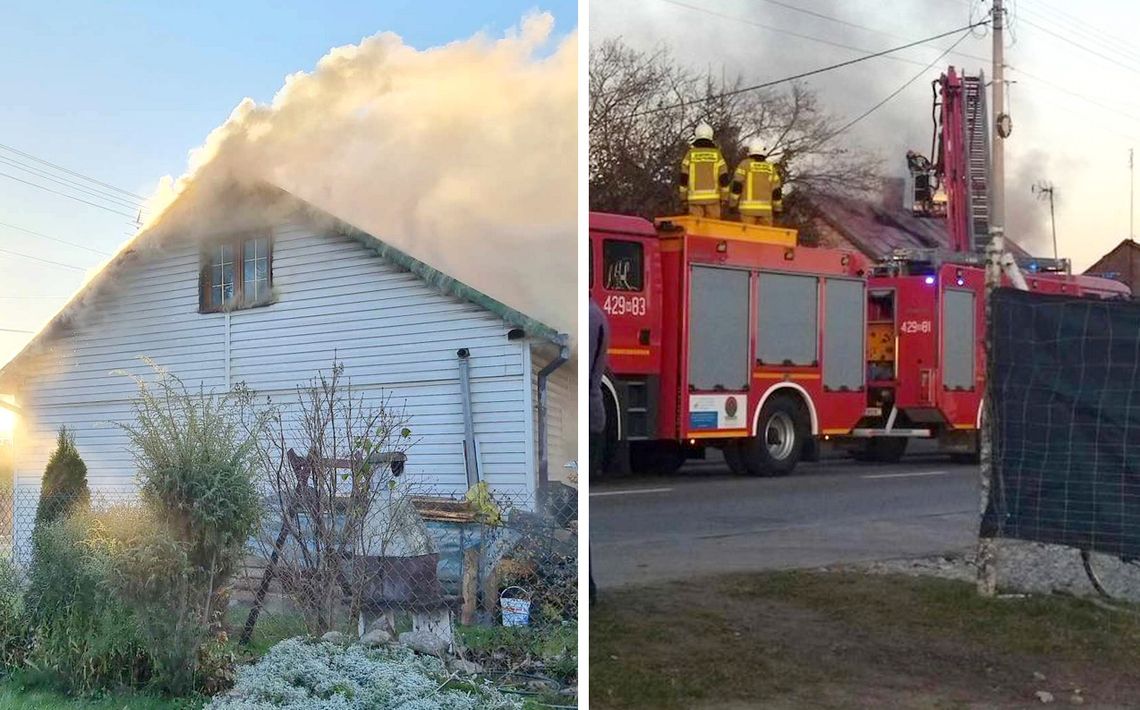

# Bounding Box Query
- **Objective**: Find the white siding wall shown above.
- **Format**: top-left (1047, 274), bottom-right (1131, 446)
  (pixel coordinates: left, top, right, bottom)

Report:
top-left (531, 344), bottom-right (577, 484)
top-left (12, 222), bottom-right (536, 521)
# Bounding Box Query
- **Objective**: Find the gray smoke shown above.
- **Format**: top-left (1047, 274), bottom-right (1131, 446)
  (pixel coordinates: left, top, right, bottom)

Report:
top-left (1005, 148), bottom-right (1053, 254)
top-left (593, 0), bottom-right (1067, 257)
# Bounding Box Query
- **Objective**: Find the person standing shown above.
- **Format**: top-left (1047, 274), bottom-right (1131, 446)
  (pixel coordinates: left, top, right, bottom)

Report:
top-left (730, 142), bottom-right (781, 226)
top-left (589, 297), bottom-right (609, 605)
top-left (678, 122), bottom-right (729, 218)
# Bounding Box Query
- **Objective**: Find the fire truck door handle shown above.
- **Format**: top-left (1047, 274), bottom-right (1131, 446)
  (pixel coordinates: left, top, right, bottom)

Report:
top-left (639, 329), bottom-right (650, 345)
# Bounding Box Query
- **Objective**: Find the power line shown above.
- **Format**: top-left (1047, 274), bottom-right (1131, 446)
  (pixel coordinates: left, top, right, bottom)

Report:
top-left (628, 20), bottom-right (989, 118)
top-left (0, 244), bottom-right (89, 271)
top-left (826, 30), bottom-right (973, 142)
top-left (0, 143), bottom-right (147, 201)
top-left (654, 0), bottom-right (991, 71)
top-left (752, 0), bottom-right (993, 66)
top-left (1009, 65), bottom-right (1140, 133)
top-left (0, 295), bottom-right (71, 300)
top-left (0, 155), bottom-right (146, 212)
top-left (0, 170), bottom-right (138, 219)
top-left (0, 221), bottom-right (112, 256)
top-left (1018, 0), bottom-right (1140, 68)
top-left (1016, 15), bottom-right (1140, 77)
top-left (0, 328), bottom-right (33, 334)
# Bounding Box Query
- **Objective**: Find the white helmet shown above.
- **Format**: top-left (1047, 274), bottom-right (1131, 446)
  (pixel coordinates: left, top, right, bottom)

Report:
top-left (693, 122), bottom-right (714, 142)
top-left (747, 141), bottom-right (767, 157)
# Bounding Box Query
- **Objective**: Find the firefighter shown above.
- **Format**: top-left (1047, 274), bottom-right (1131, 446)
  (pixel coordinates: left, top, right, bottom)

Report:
top-left (679, 122), bottom-right (728, 218)
top-left (731, 142), bottom-right (782, 226)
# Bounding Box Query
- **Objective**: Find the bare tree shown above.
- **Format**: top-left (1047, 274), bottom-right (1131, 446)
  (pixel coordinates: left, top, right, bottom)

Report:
top-left (240, 361), bottom-right (423, 636)
top-left (589, 38), bottom-right (882, 222)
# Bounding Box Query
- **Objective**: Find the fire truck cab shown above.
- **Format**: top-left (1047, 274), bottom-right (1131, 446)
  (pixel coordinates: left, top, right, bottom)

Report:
top-left (850, 250), bottom-right (1130, 461)
top-left (590, 211), bottom-right (869, 477)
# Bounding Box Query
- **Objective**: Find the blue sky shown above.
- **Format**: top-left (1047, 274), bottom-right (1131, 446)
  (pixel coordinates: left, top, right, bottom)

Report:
top-left (0, 1), bottom-right (576, 362)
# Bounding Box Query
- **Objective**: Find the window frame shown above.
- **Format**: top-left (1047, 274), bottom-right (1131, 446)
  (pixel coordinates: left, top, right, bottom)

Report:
top-left (602, 238), bottom-right (645, 293)
top-left (199, 232), bottom-right (274, 313)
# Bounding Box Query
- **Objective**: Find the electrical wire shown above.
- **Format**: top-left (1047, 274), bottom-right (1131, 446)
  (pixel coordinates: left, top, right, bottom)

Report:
top-left (0, 244), bottom-right (89, 271)
top-left (0, 327), bottom-right (33, 334)
top-left (1018, 0), bottom-right (1140, 68)
top-left (0, 170), bottom-right (138, 219)
top-left (0, 221), bottom-right (112, 257)
top-left (653, 0), bottom-right (991, 70)
top-left (0, 143), bottom-right (147, 201)
top-left (628, 20), bottom-right (990, 118)
top-left (751, 0), bottom-right (992, 64)
top-left (1017, 15), bottom-right (1140, 77)
top-left (0, 155), bottom-right (146, 212)
top-left (825, 30), bottom-right (974, 142)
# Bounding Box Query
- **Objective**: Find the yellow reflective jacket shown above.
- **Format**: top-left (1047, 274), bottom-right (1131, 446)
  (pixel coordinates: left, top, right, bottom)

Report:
top-left (680, 144), bottom-right (728, 204)
top-left (731, 158), bottom-right (781, 213)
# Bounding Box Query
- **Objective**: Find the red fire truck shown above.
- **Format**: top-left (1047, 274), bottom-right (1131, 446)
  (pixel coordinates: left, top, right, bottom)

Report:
top-left (850, 66), bottom-right (1131, 461)
top-left (590, 213), bottom-right (870, 477)
top-left (850, 250), bottom-right (1129, 462)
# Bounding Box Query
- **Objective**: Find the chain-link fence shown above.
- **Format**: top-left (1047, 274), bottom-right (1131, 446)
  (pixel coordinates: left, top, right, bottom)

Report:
top-left (2, 478), bottom-right (578, 685)
top-left (981, 288), bottom-right (1140, 601)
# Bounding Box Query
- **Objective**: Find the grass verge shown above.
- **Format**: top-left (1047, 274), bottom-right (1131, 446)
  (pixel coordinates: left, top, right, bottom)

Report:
top-left (590, 570), bottom-right (1140, 709)
top-left (0, 681), bottom-right (200, 709)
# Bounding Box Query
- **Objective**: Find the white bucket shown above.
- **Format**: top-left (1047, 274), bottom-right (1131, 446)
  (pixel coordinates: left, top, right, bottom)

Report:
top-left (500, 586), bottom-right (531, 627)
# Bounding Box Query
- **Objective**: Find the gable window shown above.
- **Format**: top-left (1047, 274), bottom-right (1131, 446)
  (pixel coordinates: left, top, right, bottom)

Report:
top-left (200, 234), bottom-right (273, 312)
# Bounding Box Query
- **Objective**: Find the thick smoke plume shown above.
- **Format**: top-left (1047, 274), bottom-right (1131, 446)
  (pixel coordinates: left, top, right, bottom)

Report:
top-left (147, 13), bottom-right (577, 339)
top-left (1006, 148), bottom-right (1052, 254)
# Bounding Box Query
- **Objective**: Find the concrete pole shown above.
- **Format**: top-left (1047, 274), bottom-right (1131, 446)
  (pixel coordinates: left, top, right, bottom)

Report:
top-left (977, 0), bottom-right (1005, 598)
top-left (991, 0), bottom-right (1005, 237)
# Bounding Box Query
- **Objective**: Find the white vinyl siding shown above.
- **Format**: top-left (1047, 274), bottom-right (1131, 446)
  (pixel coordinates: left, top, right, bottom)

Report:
top-left (530, 343), bottom-right (576, 484)
top-left (12, 221), bottom-right (534, 515)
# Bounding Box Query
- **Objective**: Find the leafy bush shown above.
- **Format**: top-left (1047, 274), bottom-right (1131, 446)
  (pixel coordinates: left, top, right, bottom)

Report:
top-left (22, 510), bottom-right (151, 694)
top-left (33, 427), bottom-right (89, 530)
top-left (207, 638), bottom-right (522, 709)
top-left (0, 559), bottom-right (27, 671)
top-left (108, 361), bottom-right (261, 694)
top-left (117, 362), bottom-right (262, 609)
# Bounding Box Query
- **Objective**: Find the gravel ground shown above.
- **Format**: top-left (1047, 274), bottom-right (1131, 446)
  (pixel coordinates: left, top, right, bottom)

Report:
top-left (833, 539), bottom-right (1140, 603)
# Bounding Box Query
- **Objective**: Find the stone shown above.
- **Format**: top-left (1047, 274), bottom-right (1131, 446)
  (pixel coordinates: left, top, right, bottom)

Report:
top-left (449, 659), bottom-right (483, 675)
top-left (399, 629), bottom-right (448, 658)
top-left (1033, 671), bottom-right (1047, 681)
top-left (1069, 694), bottom-right (1085, 705)
top-left (1035, 690), bottom-right (1055, 704)
top-left (360, 627), bottom-right (393, 647)
top-left (320, 631), bottom-right (345, 644)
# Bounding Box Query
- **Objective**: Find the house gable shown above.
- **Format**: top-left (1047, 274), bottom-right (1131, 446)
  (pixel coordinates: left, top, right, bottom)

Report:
top-left (4, 187), bottom-right (559, 503)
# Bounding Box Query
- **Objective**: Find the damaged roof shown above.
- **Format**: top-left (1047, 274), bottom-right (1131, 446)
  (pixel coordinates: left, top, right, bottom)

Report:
top-left (805, 190), bottom-right (1031, 260)
top-left (0, 183), bottom-right (563, 385)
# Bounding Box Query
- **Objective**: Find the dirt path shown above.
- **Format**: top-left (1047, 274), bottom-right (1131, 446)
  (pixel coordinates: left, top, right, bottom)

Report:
top-left (590, 571), bottom-right (1140, 709)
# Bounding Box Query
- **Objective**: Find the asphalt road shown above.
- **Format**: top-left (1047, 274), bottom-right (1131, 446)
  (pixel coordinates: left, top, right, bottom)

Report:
top-left (591, 449), bottom-right (980, 589)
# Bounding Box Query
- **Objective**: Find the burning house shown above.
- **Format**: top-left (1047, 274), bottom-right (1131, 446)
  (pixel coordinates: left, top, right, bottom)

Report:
top-left (0, 183), bottom-right (573, 550)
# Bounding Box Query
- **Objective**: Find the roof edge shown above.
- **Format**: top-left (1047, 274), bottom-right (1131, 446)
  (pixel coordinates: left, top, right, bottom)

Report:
top-left (332, 222), bottom-right (564, 345)
top-left (0, 184), bottom-right (565, 389)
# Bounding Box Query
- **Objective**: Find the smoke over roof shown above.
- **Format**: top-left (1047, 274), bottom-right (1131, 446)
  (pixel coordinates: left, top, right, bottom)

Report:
top-left (144, 12), bottom-right (577, 340)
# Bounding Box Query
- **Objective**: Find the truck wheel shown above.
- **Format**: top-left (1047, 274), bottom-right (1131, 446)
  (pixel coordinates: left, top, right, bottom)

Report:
top-left (593, 392), bottom-right (622, 480)
top-left (745, 395), bottom-right (807, 477)
top-left (870, 437), bottom-right (909, 463)
top-left (723, 441), bottom-right (749, 476)
top-left (630, 441), bottom-right (685, 476)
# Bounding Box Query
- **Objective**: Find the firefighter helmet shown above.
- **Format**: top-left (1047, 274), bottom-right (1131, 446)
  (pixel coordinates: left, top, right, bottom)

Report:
top-left (747, 141), bottom-right (767, 158)
top-left (693, 122), bottom-right (714, 142)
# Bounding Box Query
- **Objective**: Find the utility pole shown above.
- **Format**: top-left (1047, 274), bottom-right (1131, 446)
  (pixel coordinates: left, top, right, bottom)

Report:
top-left (992, 0), bottom-right (1006, 239)
top-left (1130, 148), bottom-right (1134, 241)
top-left (978, 0), bottom-right (1006, 598)
top-left (1032, 183), bottom-right (1057, 260)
